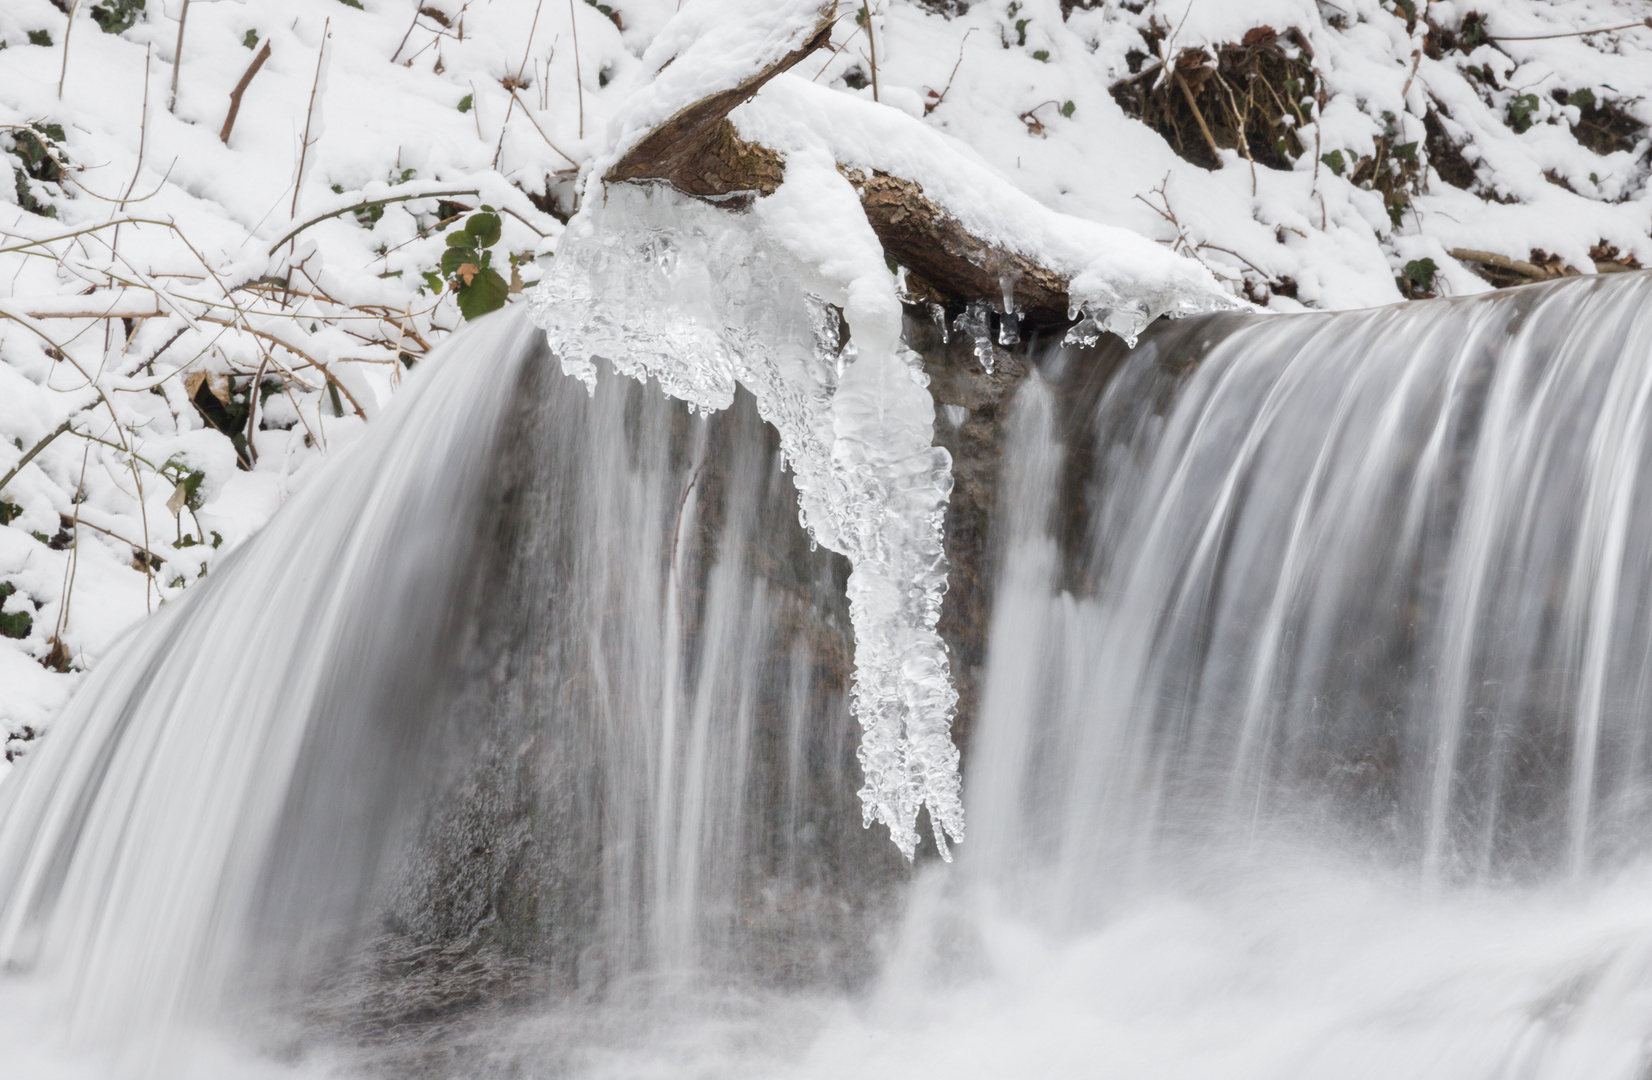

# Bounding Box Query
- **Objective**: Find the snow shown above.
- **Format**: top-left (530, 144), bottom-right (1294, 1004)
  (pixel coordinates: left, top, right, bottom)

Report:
top-left (735, 73), bottom-right (1235, 339)
top-left (605, 0), bottom-right (832, 167)
top-left (5, 0), bottom-right (1650, 801)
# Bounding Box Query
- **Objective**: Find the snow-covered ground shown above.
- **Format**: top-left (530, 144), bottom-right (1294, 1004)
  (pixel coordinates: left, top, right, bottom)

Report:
top-left (3, 0), bottom-right (1649, 770)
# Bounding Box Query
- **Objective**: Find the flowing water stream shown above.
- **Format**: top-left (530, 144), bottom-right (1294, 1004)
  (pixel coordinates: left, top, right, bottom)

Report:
top-left (5, 272), bottom-right (1652, 1078)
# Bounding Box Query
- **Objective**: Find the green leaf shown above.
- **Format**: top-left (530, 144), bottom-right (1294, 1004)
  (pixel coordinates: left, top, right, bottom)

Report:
top-left (1385, 191), bottom-right (1408, 229)
top-left (457, 94), bottom-right (473, 113)
top-left (1390, 0), bottom-right (1416, 31)
top-left (421, 270), bottom-right (445, 294)
top-left (90, 0), bottom-right (145, 35)
top-left (0, 500), bottom-right (19, 526)
top-left (0, 583), bottom-right (31, 641)
top-left (162, 458), bottom-right (207, 512)
top-left (1508, 93), bottom-right (1540, 133)
top-left (456, 267), bottom-right (509, 320)
top-left (27, 29), bottom-right (51, 47)
top-left (337, 0), bottom-right (364, 8)
top-left (446, 230), bottom-right (477, 249)
top-left (439, 246), bottom-right (473, 278)
top-left (1403, 257), bottom-right (1438, 290)
top-left (1321, 149), bottom-right (1346, 176)
top-left (465, 211), bottom-right (502, 249)
top-left (1032, 49), bottom-right (1050, 62)
top-left (1393, 140), bottom-right (1418, 164)
top-left (1567, 88), bottom-right (1596, 109)
top-left (243, 29), bottom-right (259, 49)
top-left (1060, 100), bottom-right (1075, 119)
top-left (1015, 17), bottom-right (1031, 47)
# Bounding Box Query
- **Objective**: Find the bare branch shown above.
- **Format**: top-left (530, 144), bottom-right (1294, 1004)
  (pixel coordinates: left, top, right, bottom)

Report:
top-left (221, 40), bottom-right (273, 145)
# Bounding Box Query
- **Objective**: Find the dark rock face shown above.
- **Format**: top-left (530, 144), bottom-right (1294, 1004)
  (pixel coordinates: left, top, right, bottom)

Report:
top-left (912, 309), bottom-right (1251, 752)
top-left (292, 311), bottom-right (1241, 1061)
top-left (303, 338), bottom-right (909, 1052)
top-left (908, 313), bottom-right (1030, 753)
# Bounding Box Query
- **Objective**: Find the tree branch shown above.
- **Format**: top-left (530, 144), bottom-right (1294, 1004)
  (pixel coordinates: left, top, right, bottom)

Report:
top-left (221, 40), bottom-right (272, 145)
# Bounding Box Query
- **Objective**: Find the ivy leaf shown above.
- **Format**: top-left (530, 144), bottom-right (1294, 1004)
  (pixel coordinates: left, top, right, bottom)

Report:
top-left (457, 94), bottom-right (473, 113)
top-left (1403, 257), bottom-right (1438, 290)
top-left (1507, 93), bottom-right (1541, 133)
top-left (1321, 149), bottom-right (1347, 176)
top-left (456, 267), bottom-right (509, 320)
top-left (90, 0), bottom-right (145, 36)
top-left (0, 583), bottom-right (32, 641)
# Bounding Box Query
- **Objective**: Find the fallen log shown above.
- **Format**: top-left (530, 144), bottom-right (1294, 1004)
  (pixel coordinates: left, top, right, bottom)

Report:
top-left (1450, 248), bottom-right (1637, 283)
top-left (602, 0), bottom-right (1081, 327)
top-left (602, 8), bottom-right (831, 201)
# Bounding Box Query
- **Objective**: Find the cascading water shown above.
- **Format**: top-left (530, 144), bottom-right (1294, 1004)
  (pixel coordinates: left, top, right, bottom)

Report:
top-left (4, 271), bottom-right (1652, 1078)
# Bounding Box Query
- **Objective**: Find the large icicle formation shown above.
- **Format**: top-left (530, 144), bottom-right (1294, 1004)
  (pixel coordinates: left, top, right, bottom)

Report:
top-left (529, 0), bottom-right (1232, 859)
top-left (531, 171), bottom-right (962, 859)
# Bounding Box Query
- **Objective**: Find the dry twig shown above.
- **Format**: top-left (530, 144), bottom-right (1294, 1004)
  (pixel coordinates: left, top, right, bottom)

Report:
top-left (221, 40), bottom-right (273, 145)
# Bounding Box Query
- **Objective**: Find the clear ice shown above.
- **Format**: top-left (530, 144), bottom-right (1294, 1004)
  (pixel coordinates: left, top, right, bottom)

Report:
top-left (529, 179), bottom-right (963, 860)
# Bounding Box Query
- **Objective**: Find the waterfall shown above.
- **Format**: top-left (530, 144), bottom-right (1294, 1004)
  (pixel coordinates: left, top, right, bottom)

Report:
top-left (4, 272), bottom-right (1652, 1078)
top-left (964, 270), bottom-right (1652, 896)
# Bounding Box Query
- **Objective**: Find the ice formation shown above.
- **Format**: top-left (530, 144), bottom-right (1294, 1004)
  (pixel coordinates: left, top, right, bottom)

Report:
top-left (531, 172), bottom-right (962, 859)
top-left (530, 3), bottom-right (1231, 860)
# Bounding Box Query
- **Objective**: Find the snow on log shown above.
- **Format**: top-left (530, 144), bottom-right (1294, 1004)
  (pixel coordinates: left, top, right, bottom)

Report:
top-left (601, 2), bottom-right (1079, 327)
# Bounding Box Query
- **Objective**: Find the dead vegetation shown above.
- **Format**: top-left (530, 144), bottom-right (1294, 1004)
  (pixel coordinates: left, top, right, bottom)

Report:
top-left (1104, 4), bottom-right (1650, 300)
top-left (1559, 87), bottom-right (1647, 157)
top-left (1451, 243), bottom-right (1642, 288)
top-left (5, 122), bottom-right (70, 218)
top-left (1109, 23), bottom-right (1320, 173)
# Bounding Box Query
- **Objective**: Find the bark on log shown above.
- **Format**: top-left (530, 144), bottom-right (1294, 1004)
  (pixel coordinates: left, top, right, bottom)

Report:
top-left (844, 169), bottom-right (1073, 324)
top-left (603, 8), bottom-right (835, 202)
top-left (603, 2), bottom-right (1079, 326)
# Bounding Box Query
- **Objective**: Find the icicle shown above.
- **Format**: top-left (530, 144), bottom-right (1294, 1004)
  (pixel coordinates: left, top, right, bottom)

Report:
top-left (957, 299), bottom-right (998, 373)
top-left (929, 301), bottom-right (949, 344)
top-left (530, 179), bottom-right (963, 861)
top-left (997, 270), bottom-right (1022, 346)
